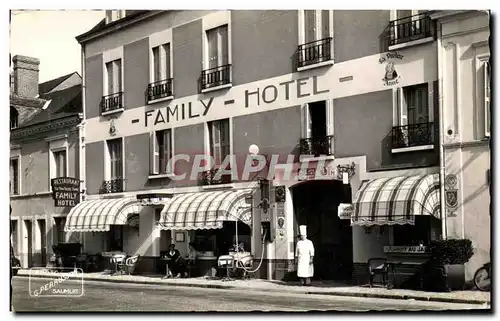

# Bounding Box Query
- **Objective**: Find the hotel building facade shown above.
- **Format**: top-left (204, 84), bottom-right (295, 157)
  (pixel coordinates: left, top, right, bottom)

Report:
top-left (71, 9), bottom-right (490, 282)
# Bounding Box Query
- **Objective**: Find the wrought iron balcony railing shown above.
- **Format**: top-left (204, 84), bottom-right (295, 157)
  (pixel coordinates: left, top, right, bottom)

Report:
top-left (100, 92), bottom-right (124, 114)
top-left (147, 78), bottom-right (173, 102)
top-left (392, 122), bottom-right (434, 149)
top-left (386, 12), bottom-right (435, 47)
top-left (201, 64), bottom-right (231, 90)
top-left (299, 135), bottom-right (334, 157)
top-left (200, 168), bottom-right (232, 185)
top-left (297, 37), bottom-right (332, 68)
top-left (99, 179), bottom-right (124, 194)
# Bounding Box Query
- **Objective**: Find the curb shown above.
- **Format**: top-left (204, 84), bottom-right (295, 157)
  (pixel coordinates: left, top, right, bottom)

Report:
top-left (17, 274), bottom-right (490, 306)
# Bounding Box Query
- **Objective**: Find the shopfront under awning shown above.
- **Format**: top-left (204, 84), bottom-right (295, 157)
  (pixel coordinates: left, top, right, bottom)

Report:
top-left (351, 174), bottom-right (440, 226)
top-left (64, 198), bottom-right (144, 232)
top-left (158, 189), bottom-right (253, 230)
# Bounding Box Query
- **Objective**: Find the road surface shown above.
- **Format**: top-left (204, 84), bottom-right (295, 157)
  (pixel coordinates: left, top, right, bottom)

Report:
top-left (12, 277), bottom-right (488, 312)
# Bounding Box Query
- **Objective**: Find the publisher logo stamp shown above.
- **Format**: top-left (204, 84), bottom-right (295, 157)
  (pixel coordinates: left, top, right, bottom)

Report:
top-left (28, 267), bottom-right (84, 297)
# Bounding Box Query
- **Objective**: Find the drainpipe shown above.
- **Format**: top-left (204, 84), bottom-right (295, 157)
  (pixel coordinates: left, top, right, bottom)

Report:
top-left (79, 44), bottom-right (87, 249)
top-left (437, 22), bottom-right (447, 240)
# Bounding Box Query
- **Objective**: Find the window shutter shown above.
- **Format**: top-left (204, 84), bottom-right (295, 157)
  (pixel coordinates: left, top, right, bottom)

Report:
top-left (164, 43), bottom-right (171, 79)
top-left (301, 103), bottom-right (311, 138)
top-left (164, 130), bottom-right (172, 173)
top-left (153, 47), bottom-right (160, 82)
top-left (114, 60), bottom-right (122, 93)
top-left (207, 29), bottom-right (218, 69)
top-left (321, 10), bottom-right (330, 40)
top-left (305, 10), bottom-right (316, 43)
top-left (398, 88), bottom-right (407, 126)
top-left (150, 132), bottom-right (159, 175)
top-left (106, 62), bottom-right (114, 95)
top-left (325, 99), bottom-right (334, 154)
top-left (211, 122), bottom-right (222, 165)
top-left (219, 25), bottom-right (229, 66)
top-left (484, 61), bottom-right (491, 137)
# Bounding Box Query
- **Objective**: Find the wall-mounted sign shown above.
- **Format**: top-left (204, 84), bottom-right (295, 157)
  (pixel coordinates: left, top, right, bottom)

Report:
top-left (51, 177), bottom-right (80, 207)
top-left (143, 75), bottom-right (329, 128)
top-left (383, 246), bottom-right (428, 254)
top-left (338, 203), bottom-right (353, 219)
top-left (109, 119), bottom-right (117, 136)
top-left (298, 164), bottom-right (337, 181)
top-left (445, 190), bottom-right (458, 209)
top-left (379, 52), bottom-right (403, 86)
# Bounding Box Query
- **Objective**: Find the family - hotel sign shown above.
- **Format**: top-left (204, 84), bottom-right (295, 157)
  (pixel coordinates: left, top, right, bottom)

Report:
top-left (144, 75), bottom-right (329, 127)
top-left (51, 177), bottom-right (80, 207)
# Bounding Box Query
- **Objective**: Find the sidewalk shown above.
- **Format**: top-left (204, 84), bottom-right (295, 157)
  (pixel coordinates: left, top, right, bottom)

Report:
top-left (17, 269), bottom-right (490, 305)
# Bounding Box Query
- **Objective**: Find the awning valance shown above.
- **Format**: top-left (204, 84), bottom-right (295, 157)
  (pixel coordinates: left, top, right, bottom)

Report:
top-left (158, 189), bottom-right (253, 230)
top-left (64, 198), bottom-right (144, 232)
top-left (351, 174), bottom-right (440, 226)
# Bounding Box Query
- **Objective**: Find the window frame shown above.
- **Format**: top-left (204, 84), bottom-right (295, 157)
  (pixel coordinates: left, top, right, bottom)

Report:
top-left (205, 118), bottom-right (232, 169)
top-left (47, 135), bottom-right (69, 191)
top-left (202, 11), bottom-right (232, 72)
top-left (10, 106), bottom-right (18, 130)
top-left (150, 128), bottom-right (175, 176)
top-left (393, 82), bottom-right (434, 127)
top-left (483, 60), bottom-right (491, 137)
top-left (104, 137), bottom-right (125, 182)
top-left (149, 29), bottom-right (174, 84)
top-left (102, 47), bottom-right (124, 105)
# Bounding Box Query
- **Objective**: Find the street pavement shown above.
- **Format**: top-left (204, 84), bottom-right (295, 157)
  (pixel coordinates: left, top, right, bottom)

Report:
top-left (13, 277), bottom-right (489, 312)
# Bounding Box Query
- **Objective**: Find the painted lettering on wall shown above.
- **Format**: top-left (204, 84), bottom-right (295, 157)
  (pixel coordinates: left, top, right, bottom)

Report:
top-left (244, 75), bottom-right (328, 108)
top-left (379, 52), bottom-right (403, 86)
top-left (143, 75), bottom-right (329, 127)
top-left (145, 98), bottom-right (214, 127)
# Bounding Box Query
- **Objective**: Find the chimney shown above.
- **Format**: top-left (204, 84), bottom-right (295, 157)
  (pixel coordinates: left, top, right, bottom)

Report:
top-left (12, 55), bottom-right (40, 98)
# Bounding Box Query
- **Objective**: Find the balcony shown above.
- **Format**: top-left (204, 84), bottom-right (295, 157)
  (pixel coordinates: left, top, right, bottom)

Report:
top-left (100, 92), bottom-right (124, 115)
top-left (385, 12), bottom-right (435, 50)
top-left (200, 64), bottom-right (231, 92)
top-left (99, 179), bottom-right (124, 194)
top-left (391, 122), bottom-right (435, 153)
top-left (297, 37), bottom-right (333, 70)
top-left (299, 135), bottom-right (334, 157)
top-left (147, 78), bottom-right (173, 104)
top-left (200, 168), bottom-right (232, 186)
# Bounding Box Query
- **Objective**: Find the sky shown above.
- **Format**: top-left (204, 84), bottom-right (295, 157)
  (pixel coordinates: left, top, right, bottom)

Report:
top-left (10, 10), bottom-right (104, 82)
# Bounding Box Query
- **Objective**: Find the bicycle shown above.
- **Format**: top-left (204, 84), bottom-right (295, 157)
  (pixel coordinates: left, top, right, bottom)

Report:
top-left (474, 262), bottom-right (491, 292)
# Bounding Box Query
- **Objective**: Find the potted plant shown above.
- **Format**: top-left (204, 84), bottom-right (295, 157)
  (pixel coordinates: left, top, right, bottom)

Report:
top-left (428, 239), bottom-right (474, 291)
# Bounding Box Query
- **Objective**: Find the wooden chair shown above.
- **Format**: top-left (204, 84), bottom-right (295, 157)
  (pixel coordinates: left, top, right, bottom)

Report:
top-left (117, 255), bottom-right (140, 275)
top-left (368, 257), bottom-right (388, 288)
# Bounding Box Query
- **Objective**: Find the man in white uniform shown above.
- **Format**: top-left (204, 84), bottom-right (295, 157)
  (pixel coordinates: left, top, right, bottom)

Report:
top-left (295, 225), bottom-right (315, 286)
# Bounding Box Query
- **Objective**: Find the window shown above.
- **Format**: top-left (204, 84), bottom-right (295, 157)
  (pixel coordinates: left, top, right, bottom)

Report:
top-left (303, 10), bottom-right (331, 44)
top-left (150, 129), bottom-right (173, 175)
top-left (53, 150), bottom-right (67, 178)
top-left (399, 84), bottom-right (429, 126)
top-left (107, 139), bottom-right (123, 180)
top-left (10, 158), bottom-right (19, 195)
top-left (208, 119), bottom-right (230, 165)
top-left (152, 44), bottom-right (171, 82)
top-left (10, 107), bottom-right (18, 129)
top-left (484, 60), bottom-right (491, 137)
top-left (300, 100), bottom-right (334, 156)
top-left (54, 217), bottom-right (66, 244)
top-left (206, 25), bottom-right (229, 69)
top-left (105, 59), bottom-right (122, 95)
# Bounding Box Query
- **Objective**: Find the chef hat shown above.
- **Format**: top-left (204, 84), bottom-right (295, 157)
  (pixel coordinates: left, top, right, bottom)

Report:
top-left (299, 225), bottom-right (307, 236)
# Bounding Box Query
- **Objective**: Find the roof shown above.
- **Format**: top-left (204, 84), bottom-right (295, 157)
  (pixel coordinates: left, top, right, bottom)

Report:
top-left (21, 84), bottom-right (82, 127)
top-left (38, 72), bottom-right (77, 95)
top-left (76, 10), bottom-right (158, 43)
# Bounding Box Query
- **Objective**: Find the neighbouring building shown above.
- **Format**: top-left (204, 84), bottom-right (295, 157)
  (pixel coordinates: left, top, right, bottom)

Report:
top-left (431, 10), bottom-right (491, 281)
top-left (72, 10), bottom-right (486, 282)
top-left (10, 55), bottom-right (83, 268)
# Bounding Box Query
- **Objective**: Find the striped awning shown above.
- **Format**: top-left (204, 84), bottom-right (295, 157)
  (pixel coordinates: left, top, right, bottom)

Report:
top-left (351, 174), bottom-right (440, 226)
top-left (64, 198), bottom-right (144, 232)
top-left (158, 189), bottom-right (253, 230)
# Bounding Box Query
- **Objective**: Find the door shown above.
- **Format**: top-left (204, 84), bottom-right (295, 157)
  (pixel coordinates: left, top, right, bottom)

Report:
top-left (38, 219), bottom-right (47, 266)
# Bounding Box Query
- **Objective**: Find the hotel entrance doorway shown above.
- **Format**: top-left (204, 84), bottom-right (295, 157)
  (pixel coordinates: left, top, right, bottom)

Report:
top-left (292, 180), bottom-right (353, 281)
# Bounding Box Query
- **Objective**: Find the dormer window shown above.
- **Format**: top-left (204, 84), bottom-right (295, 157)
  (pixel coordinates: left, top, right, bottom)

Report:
top-left (10, 107), bottom-right (18, 129)
top-left (105, 10), bottom-right (126, 24)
